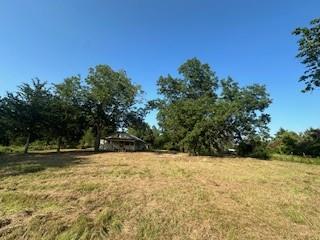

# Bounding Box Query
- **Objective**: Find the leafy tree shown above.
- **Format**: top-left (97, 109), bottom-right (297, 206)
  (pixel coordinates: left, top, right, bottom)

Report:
top-left (293, 18), bottom-right (320, 92)
top-left (0, 79), bottom-right (51, 153)
top-left (151, 126), bottom-right (167, 149)
top-left (280, 131), bottom-right (300, 154)
top-left (157, 57), bottom-right (218, 103)
top-left (154, 58), bottom-right (218, 151)
top-left (0, 97), bottom-right (10, 146)
top-left (50, 76), bottom-right (86, 152)
top-left (84, 65), bottom-right (141, 151)
top-left (128, 122), bottom-right (155, 145)
top-left (153, 58), bottom-right (271, 156)
top-left (299, 128), bottom-right (320, 156)
top-left (181, 80), bottom-right (271, 156)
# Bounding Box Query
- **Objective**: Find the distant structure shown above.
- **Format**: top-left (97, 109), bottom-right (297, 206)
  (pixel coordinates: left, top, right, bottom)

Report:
top-left (99, 132), bottom-right (147, 151)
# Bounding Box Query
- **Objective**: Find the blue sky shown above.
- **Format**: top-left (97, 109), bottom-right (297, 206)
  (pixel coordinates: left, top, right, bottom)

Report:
top-left (0, 0), bottom-right (319, 134)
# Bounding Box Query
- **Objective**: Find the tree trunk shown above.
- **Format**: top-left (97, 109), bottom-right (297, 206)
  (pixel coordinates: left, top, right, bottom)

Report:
top-left (24, 133), bottom-right (31, 154)
top-left (94, 127), bottom-right (101, 152)
top-left (57, 136), bottom-right (62, 153)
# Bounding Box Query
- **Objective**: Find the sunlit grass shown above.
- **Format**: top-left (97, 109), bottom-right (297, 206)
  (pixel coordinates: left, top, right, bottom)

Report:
top-left (272, 153), bottom-right (320, 165)
top-left (0, 152), bottom-right (320, 239)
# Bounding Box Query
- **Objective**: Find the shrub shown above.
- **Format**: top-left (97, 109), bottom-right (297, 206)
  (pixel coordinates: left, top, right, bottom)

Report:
top-left (237, 140), bottom-right (270, 160)
top-left (0, 145), bottom-right (24, 154)
top-left (29, 140), bottom-right (57, 151)
top-left (249, 146), bottom-right (270, 160)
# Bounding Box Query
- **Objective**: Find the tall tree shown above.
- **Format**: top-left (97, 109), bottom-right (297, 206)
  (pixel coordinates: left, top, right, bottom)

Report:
top-left (293, 18), bottom-right (320, 92)
top-left (0, 97), bottom-right (10, 146)
top-left (153, 58), bottom-right (271, 155)
top-left (155, 58), bottom-right (218, 151)
top-left (0, 79), bottom-right (51, 153)
top-left (84, 65), bottom-right (141, 151)
top-left (50, 76), bottom-right (85, 152)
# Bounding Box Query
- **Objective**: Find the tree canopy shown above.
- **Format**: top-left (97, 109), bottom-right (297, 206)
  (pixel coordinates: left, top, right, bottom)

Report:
top-left (152, 58), bottom-right (272, 156)
top-left (270, 128), bottom-right (320, 157)
top-left (0, 65), bottom-right (142, 153)
top-left (84, 65), bottom-right (142, 151)
top-left (293, 18), bottom-right (320, 92)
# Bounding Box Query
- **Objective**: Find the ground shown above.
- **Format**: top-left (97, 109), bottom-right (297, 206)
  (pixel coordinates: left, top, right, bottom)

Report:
top-left (0, 152), bottom-right (320, 240)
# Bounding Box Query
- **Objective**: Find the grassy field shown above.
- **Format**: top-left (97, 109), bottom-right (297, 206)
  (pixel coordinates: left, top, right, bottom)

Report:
top-left (0, 152), bottom-right (320, 239)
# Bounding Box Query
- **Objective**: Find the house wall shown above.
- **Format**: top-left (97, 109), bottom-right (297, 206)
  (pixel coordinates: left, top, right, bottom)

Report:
top-left (99, 139), bottom-right (145, 151)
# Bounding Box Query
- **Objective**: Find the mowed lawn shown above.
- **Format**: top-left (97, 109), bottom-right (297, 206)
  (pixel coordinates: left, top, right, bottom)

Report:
top-left (0, 152), bottom-right (320, 240)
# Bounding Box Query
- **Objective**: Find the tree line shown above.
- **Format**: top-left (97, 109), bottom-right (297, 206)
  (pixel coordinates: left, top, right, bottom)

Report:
top-left (0, 58), bottom-right (272, 158)
top-left (1, 17), bottom-right (319, 157)
top-left (1, 58), bottom-right (319, 158)
top-left (0, 65), bottom-right (144, 153)
top-left (270, 128), bottom-right (320, 157)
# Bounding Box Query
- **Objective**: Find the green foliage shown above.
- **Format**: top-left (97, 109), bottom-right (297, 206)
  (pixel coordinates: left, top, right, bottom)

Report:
top-left (84, 65), bottom-right (142, 151)
top-left (270, 128), bottom-right (320, 157)
top-left (29, 140), bottom-right (57, 151)
top-left (293, 18), bottom-right (320, 92)
top-left (248, 145), bottom-right (270, 160)
top-left (128, 124), bottom-right (154, 145)
top-left (237, 139), bottom-right (270, 160)
top-left (50, 76), bottom-right (86, 152)
top-left (79, 128), bottom-right (95, 148)
top-left (157, 58), bottom-right (218, 103)
top-left (0, 145), bottom-right (24, 154)
top-left (0, 79), bottom-right (52, 153)
top-left (0, 65), bottom-right (144, 153)
top-left (153, 58), bottom-right (271, 156)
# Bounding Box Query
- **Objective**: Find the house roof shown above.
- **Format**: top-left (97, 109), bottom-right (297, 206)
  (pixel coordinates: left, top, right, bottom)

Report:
top-left (104, 132), bottom-right (146, 143)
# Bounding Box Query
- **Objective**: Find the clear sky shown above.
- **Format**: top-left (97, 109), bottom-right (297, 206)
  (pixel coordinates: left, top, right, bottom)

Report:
top-left (0, 0), bottom-right (319, 134)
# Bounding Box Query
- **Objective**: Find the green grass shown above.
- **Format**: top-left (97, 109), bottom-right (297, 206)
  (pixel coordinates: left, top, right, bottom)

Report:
top-left (0, 143), bottom-right (58, 154)
top-left (272, 153), bottom-right (320, 165)
top-left (0, 152), bottom-right (320, 239)
top-left (0, 145), bottom-right (24, 154)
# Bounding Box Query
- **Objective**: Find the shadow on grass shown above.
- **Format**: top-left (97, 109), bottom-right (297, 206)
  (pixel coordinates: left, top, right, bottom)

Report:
top-left (0, 151), bottom-right (98, 178)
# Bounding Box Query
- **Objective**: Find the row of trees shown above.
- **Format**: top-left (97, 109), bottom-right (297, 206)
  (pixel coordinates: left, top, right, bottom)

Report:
top-left (270, 128), bottom-right (320, 157)
top-left (0, 65), bottom-right (144, 153)
top-left (1, 11), bottom-right (319, 158)
top-left (0, 58), bottom-right (272, 157)
top-left (0, 18), bottom-right (318, 157)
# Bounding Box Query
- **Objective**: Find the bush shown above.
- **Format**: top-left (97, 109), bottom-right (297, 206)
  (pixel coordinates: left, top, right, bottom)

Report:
top-left (29, 140), bottom-right (57, 151)
top-left (237, 141), bottom-right (270, 160)
top-left (249, 146), bottom-right (270, 160)
top-left (0, 145), bottom-right (24, 154)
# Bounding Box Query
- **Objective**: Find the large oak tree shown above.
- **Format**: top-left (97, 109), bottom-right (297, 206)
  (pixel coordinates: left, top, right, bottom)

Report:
top-left (153, 58), bottom-right (271, 155)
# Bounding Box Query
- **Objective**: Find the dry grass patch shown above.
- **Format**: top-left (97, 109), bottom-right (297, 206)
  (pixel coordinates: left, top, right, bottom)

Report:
top-left (0, 152), bottom-right (320, 239)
